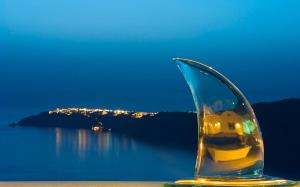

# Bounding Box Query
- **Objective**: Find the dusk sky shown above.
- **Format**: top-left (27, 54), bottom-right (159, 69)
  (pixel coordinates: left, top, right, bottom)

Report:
top-left (1, 0), bottom-right (300, 112)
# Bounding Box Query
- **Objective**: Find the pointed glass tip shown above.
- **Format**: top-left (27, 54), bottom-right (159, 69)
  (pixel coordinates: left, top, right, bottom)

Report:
top-left (173, 57), bottom-right (216, 72)
top-left (172, 57), bottom-right (196, 64)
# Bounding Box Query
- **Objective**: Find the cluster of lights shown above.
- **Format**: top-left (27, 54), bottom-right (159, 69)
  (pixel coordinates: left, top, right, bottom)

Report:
top-left (49, 108), bottom-right (158, 119)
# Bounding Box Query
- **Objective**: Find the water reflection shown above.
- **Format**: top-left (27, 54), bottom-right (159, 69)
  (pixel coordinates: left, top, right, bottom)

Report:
top-left (55, 128), bottom-right (61, 155)
top-left (53, 128), bottom-right (137, 160)
top-left (0, 126), bottom-right (195, 181)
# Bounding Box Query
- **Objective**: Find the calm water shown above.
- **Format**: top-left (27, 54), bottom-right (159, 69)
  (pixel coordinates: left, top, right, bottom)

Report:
top-left (0, 110), bottom-right (195, 181)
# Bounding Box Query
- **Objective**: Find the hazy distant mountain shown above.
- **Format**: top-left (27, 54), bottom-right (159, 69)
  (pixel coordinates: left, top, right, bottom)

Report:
top-left (10, 98), bottom-right (300, 179)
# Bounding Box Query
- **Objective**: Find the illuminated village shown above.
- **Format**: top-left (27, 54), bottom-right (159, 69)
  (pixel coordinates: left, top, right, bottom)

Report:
top-left (48, 108), bottom-right (158, 132)
top-left (49, 108), bottom-right (158, 119)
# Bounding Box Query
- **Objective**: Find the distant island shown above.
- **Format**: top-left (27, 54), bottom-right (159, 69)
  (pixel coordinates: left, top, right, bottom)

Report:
top-left (9, 98), bottom-right (300, 179)
top-left (10, 108), bottom-right (198, 151)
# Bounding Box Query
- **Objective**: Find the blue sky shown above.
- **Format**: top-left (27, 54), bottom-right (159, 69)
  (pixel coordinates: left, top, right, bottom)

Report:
top-left (0, 0), bottom-right (300, 112)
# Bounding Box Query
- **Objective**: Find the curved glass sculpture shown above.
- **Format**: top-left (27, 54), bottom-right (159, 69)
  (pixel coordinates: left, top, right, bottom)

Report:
top-left (171, 58), bottom-right (296, 186)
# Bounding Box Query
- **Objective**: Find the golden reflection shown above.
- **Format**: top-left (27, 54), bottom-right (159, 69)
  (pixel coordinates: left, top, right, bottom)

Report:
top-left (203, 111), bottom-right (245, 136)
top-left (96, 132), bottom-right (113, 155)
top-left (200, 109), bottom-right (263, 170)
top-left (78, 129), bottom-right (88, 158)
top-left (52, 128), bottom-right (136, 160)
top-left (55, 128), bottom-right (61, 155)
top-left (97, 133), bottom-right (102, 153)
top-left (207, 145), bottom-right (251, 162)
top-left (175, 178), bottom-right (297, 186)
top-left (100, 132), bottom-right (112, 152)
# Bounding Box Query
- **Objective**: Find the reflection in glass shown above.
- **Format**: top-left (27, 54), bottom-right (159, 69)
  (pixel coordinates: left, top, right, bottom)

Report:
top-left (173, 58), bottom-right (295, 186)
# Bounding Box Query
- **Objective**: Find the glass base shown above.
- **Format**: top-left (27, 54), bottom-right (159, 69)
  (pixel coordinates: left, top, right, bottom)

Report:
top-left (165, 176), bottom-right (298, 186)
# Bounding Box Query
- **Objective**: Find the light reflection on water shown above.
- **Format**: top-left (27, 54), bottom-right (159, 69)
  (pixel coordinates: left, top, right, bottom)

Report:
top-left (0, 125), bottom-right (195, 181)
top-left (53, 128), bottom-right (137, 161)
